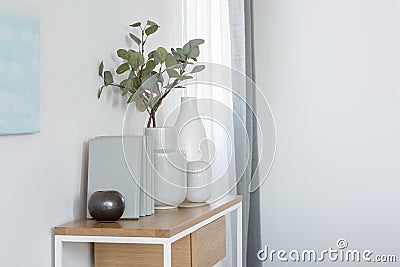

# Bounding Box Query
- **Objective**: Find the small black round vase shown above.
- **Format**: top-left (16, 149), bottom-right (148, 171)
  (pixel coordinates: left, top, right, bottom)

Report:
top-left (88, 190), bottom-right (125, 222)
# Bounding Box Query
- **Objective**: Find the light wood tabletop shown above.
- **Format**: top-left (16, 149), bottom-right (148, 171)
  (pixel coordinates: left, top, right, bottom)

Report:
top-left (54, 195), bottom-right (242, 238)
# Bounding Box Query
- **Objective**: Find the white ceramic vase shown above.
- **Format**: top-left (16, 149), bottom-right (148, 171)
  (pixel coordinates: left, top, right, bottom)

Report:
top-left (175, 97), bottom-right (209, 162)
top-left (144, 127), bottom-right (187, 209)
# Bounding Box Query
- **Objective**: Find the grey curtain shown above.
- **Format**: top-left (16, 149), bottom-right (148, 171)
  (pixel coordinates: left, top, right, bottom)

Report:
top-left (228, 0), bottom-right (262, 266)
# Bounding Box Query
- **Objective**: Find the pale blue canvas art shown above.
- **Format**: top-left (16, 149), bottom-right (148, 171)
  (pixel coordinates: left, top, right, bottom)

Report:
top-left (0, 4), bottom-right (40, 135)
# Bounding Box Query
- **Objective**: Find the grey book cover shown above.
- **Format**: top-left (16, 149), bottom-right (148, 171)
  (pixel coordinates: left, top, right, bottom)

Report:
top-left (145, 136), bottom-right (154, 215)
top-left (87, 136), bottom-right (143, 219)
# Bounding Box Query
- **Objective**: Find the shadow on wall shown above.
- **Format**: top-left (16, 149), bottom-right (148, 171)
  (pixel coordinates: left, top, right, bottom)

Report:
top-left (73, 142), bottom-right (89, 219)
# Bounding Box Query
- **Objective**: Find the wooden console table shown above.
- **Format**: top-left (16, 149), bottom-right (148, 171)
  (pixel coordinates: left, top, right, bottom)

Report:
top-left (54, 195), bottom-right (242, 267)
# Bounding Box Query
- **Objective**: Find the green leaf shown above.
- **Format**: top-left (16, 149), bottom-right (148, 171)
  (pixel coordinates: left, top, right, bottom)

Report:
top-left (183, 42), bottom-right (191, 54)
top-left (120, 79), bottom-right (128, 88)
top-left (122, 86), bottom-right (130, 96)
top-left (136, 99), bottom-right (147, 112)
top-left (145, 25), bottom-right (159, 35)
top-left (167, 69), bottom-right (180, 78)
top-left (132, 88), bottom-right (148, 112)
top-left (98, 61), bottom-right (104, 77)
top-left (130, 22), bottom-right (141, 27)
top-left (178, 75), bottom-right (193, 81)
top-left (104, 71), bottom-right (113, 86)
top-left (188, 46), bottom-right (200, 58)
top-left (141, 68), bottom-right (151, 80)
top-left (126, 78), bottom-right (135, 89)
top-left (127, 52), bottom-right (136, 67)
top-left (152, 51), bottom-right (161, 65)
top-left (147, 20), bottom-right (158, 26)
top-left (191, 65), bottom-right (205, 73)
top-left (165, 53), bottom-right (177, 68)
top-left (189, 39), bottom-right (205, 46)
top-left (122, 79), bottom-right (135, 96)
top-left (127, 50), bottom-right (143, 69)
top-left (97, 86), bottom-right (105, 99)
top-left (129, 33), bottom-right (141, 46)
top-left (146, 60), bottom-right (157, 71)
top-left (142, 75), bottom-right (158, 91)
top-left (171, 63), bottom-right (183, 69)
top-left (133, 77), bottom-right (140, 88)
top-left (148, 50), bottom-right (156, 58)
top-left (171, 48), bottom-right (183, 61)
top-left (117, 49), bottom-right (129, 60)
top-left (132, 88), bottom-right (144, 101)
top-left (176, 48), bottom-right (187, 56)
top-left (156, 47), bottom-right (168, 62)
top-left (116, 63), bottom-right (130, 74)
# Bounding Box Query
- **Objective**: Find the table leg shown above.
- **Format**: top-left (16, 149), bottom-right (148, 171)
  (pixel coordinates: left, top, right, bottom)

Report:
top-left (163, 242), bottom-right (172, 267)
top-left (237, 204), bottom-right (243, 267)
top-left (55, 236), bottom-right (63, 267)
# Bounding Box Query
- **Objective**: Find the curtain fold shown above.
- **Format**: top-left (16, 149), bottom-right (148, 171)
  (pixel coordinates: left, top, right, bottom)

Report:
top-left (228, 0), bottom-right (262, 266)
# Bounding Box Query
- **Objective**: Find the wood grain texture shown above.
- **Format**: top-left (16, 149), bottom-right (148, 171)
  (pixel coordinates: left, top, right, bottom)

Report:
top-left (172, 235), bottom-right (192, 266)
top-left (94, 243), bottom-right (162, 266)
top-left (54, 195), bottom-right (241, 238)
top-left (191, 216), bottom-right (226, 267)
top-left (94, 235), bottom-right (191, 267)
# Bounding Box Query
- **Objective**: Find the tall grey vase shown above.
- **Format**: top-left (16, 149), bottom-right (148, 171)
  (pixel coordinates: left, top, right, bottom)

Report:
top-left (144, 127), bottom-right (187, 209)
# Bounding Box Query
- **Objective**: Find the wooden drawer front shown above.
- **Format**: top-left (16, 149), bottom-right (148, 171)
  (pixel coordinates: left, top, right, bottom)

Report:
top-left (94, 234), bottom-right (191, 267)
top-left (191, 216), bottom-right (226, 267)
top-left (94, 216), bottom-right (226, 267)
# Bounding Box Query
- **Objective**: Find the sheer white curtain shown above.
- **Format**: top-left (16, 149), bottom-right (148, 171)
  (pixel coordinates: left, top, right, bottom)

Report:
top-left (183, 0), bottom-right (235, 199)
top-left (183, 0), bottom-right (231, 74)
top-left (183, 1), bottom-right (236, 266)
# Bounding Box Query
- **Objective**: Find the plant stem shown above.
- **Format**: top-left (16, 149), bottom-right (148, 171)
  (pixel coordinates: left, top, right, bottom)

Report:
top-left (152, 114), bottom-right (156, 127)
top-left (138, 30), bottom-right (146, 84)
top-left (141, 30), bottom-right (145, 55)
top-left (145, 64), bottom-right (186, 128)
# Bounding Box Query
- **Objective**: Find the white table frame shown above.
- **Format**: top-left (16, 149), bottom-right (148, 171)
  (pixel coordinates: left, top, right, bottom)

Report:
top-left (55, 202), bottom-right (242, 267)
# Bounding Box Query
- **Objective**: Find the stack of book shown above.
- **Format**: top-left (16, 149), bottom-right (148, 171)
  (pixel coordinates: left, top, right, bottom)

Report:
top-left (86, 136), bottom-right (154, 219)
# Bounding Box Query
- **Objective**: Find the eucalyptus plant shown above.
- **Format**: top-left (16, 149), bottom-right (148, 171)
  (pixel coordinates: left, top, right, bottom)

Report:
top-left (97, 20), bottom-right (205, 128)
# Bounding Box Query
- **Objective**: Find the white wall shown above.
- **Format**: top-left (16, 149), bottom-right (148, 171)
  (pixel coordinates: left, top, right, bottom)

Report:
top-left (0, 0), bottom-right (182, 266)
top-left (255, 0), bottom-right (400, 265)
